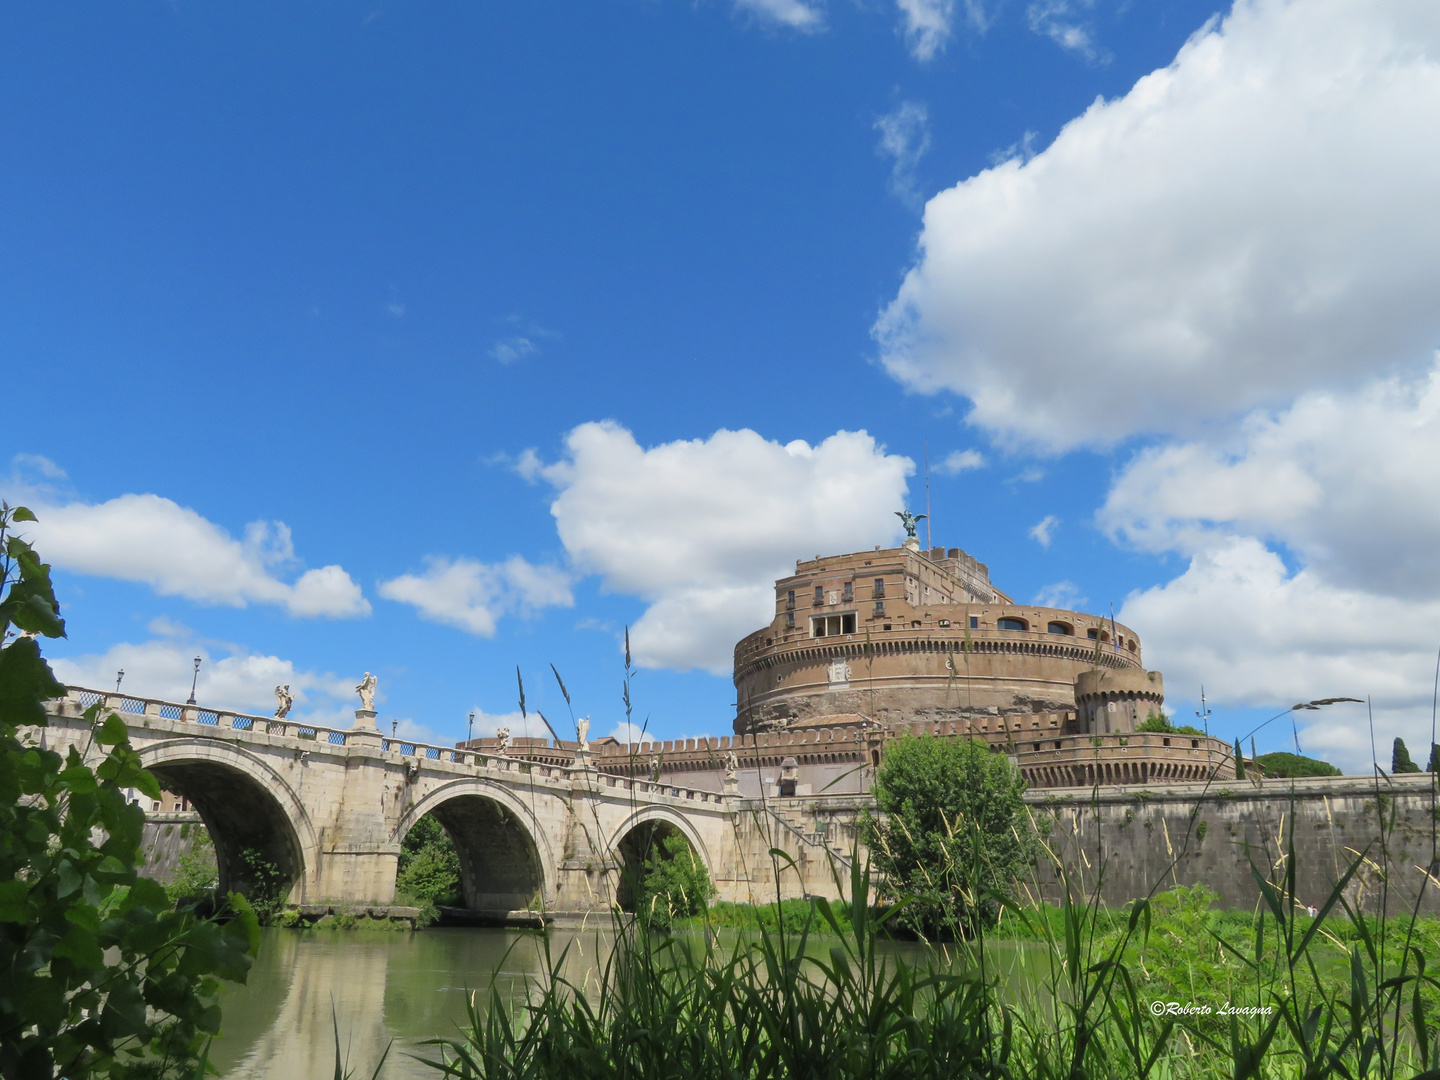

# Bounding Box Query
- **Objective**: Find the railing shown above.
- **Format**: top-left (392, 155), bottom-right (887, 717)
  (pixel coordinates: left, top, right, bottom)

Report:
top-left (55, 687), bottom-right (731, 804)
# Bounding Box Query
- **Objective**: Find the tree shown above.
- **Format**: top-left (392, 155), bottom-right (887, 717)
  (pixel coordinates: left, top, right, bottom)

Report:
top-left (1233, 738), bottom-right (1246, 780)
top-left (1392, 737), bottom-right (1421, 774)
top-left (0, 504), bottom-right (257, 1078)
top-left (1255, 752), bottom-right (1340, 778)
top-left (1429, 743), bottom-right (1440, 774)
top-left (395, 814), bottom-right (462, 922)
top-left (869, 736), bottom-right (1036, 939)
top-left (633, 832), bottom-right (715, 931)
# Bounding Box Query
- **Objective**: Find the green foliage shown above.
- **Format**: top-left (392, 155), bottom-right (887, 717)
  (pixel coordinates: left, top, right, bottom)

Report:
top-left (1234, 737), bottom-right (1246, 779)
top-left (395, 813), bottom-right (461, 925)
top-left (634, 832), bottom-right (716, 931)
top-left (1255, 750), bottom-right (1342, 778)
top-left (1392, 737), bottom-right (1421, 774)
top-left (868, 735), bottom-right (1036, 938)
top-left (1135, 715), bottom-right (1205, 736)
top-left (237, 848), bottom-right (289, 925)
top-left (163, 830), bottom-right (218, 907)
top-left (0, 504), bottom-right (257, 1078)
top-left (1430, 742), bottom-right (1440, 773)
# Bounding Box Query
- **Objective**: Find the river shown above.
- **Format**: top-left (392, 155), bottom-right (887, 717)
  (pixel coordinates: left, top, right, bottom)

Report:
top-left (210, 926), bottom-right (1043, 1079)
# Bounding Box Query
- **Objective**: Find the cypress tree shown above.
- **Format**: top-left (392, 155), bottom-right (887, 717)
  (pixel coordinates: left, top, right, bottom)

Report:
top-left (1234, 738), bottom-right (1246, 780)
top-left (1429, 743), bottom-right (1440, 774)
top-left (1393, 737), bottom-right (1421, 773)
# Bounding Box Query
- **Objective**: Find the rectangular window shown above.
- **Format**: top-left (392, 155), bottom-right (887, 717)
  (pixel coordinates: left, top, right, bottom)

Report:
top-left (969, 616), bottom-right (978, 629)
top-left (873, 578), bottom-right (885, 598)
top-left (786, 590), bottom-right (795, 609)
top-left (874, 600), bottom-right (885, 617)
top-left (814, 585), bottom-right (824, 604)
top-left (842, 581), bottom-right (852, 601)
top-left (939, 619), bottom-right (950, 628)
top-left (785, 611), bottom-right (794, 628)
top-left (811, 613), bottom-right (857, 638)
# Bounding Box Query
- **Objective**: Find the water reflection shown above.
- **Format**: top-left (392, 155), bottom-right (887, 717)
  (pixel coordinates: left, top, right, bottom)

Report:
top-left (211, 927), bottom-right (1040, 1079)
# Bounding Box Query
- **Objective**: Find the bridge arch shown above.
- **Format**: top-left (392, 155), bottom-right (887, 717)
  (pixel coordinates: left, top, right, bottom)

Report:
top-left (606, 807), bottom-right (713, 914)
top-left (139, 738), bottom-right (319, 903)
top-left (398, 779), bottom-right (555, 913)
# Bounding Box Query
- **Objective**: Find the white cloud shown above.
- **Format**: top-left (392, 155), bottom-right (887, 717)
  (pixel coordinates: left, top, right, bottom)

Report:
top-left (936, 449), bottom-right (985, 475)
top-left (875, 0), bottom-right (1440, 451)
top-left (16, 491), bottom-right (369, 618)
top-left (48, 637), bottom-right (355, 722)
top-left (378, 555), bottom-right (573, 636)
top-left (1026, 0), bottom-right (1106, 62)
top-left (1034, 580), bottom-right (1086, 609)
top-left (1119, 538), bottom-right (1438, 772)
top-left (874, 101), bottom-right (932, 209)
top-left (606, 720), bottom-right (658, 745)
top-left (896, 0), bottom-right (953, 60)
top-left (538, 421), bottom-right (912, 673)
top-left (735, 0), bottom-right (825, 30)
top-left (1101, 361), bottom-right (1440, 600)
top-left (513, 448), bottom-right (545, 483)
top-left (490, 336), bottom-right (538, 364)
top-left (1028, 514), bottom-right (1060, 547)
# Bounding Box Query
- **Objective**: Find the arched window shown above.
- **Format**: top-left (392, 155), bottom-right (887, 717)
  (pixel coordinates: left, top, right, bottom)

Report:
top-left (997, 617), bottom-right (1027, 631)
top-left (1046, 621), bottom-right (1073, 635)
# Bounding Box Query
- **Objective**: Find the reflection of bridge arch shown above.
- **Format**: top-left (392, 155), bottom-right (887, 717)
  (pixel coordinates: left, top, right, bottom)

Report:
top-left (398, 779), bottom-right (555, 913)
top-left (606, 807), bottom-right (713, 913)
top-left (139, 738), bottom-right (318, 902)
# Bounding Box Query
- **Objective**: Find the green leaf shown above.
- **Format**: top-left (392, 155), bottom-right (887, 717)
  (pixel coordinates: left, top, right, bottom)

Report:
top-left (0, 878), bottom-right (31, 922)
top-left (59, 764), bottom-right (99, 794)
top-left (0, 637), bottom-right (65, 727)
top-left (53, 925), bottom-right (105, 969)
top-left (97, 714), bottom-right (130, 748)
top-left (11, 505), bottom-right (37, 522)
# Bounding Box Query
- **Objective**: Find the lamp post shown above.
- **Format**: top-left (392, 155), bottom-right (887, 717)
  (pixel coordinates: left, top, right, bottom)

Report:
top-left (391, 720), bottom-right (398, 739)
top-left (468, 711), bottom-right (475, 747)
top-left (115, 669), bottom-right (124, 694)
top-left (187, 656), bottom-right (201, 705)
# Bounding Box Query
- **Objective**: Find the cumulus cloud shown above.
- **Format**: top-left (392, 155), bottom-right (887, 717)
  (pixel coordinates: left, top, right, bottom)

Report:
top-left (1101, 362), bottom-right (1440, 600)
top-left (14, 490), bottom-right (369, 618)
top-left (1034, 580), bottom-right (1086, 609)
top-left (378, 555), bottom-right (573, 636)
top-left (48, 637), bottom-right (355, 722)
top-left (875, 0), bottom-right (1440, 451)
top-left (896, 0), bottom-right (954, 61)
top-left (1119, 539), bottom-right (1436, 772)
top-left (874, 101), bottom-right (932, 208)
top-left (936, 449), bottom-right (985, 475)
top-left (735, 0), bottom-right (824, 31)
top-left (489, 336), bottom-right (538, 364)
top-left (1028, 515), bottom-right (1060, 548)
top-left (538, 421), bottom-right (912, 673)
top-left (606, 720), bottom-right (658, 745)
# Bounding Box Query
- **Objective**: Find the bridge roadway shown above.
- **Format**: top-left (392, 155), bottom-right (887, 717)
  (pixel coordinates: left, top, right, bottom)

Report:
top-left (42, 688), bottom-right (854, 920)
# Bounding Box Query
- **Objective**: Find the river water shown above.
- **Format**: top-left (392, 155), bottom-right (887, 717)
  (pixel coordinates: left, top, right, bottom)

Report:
top-left (210, 927), bottom-right (1041, 1079)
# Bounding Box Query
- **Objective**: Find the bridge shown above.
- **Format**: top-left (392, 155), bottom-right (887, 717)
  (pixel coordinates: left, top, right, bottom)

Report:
top-left (42, 687), bottom-right (854, 920)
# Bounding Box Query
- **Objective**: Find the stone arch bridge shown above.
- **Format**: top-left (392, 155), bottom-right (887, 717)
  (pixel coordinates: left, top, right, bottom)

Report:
top-left (42, 688), bottom-right (852, 920)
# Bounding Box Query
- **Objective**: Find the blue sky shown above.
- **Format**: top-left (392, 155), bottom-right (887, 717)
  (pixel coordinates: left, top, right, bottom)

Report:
top-left (7, 0), bottom-right (1440, 770)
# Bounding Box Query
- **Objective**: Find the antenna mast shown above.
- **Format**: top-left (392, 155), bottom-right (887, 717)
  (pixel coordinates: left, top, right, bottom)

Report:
top-left (924, 442), bottom-right (931, 550)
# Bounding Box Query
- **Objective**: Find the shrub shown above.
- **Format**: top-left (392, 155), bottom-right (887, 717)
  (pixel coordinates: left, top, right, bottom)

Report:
top-left (1255, 750), bottom-right (1342, 778)
top-left (634, 832), bottom-right (715, 931)
top-left (868, 735), bottom-right (1036, 938)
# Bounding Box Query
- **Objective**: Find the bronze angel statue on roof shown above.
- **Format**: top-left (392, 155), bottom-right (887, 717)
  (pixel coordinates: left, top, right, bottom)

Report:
top-left (895, 509), bottom-right (927, 540)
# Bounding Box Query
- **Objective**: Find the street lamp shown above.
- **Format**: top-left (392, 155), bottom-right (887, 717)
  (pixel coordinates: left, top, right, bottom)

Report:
top-left (468, 711), bottom-right (475, 747)
top-left (115, 669), bottom-right (125, 694)
top-left (187, 656), bottom-right (201, 705)
top-left (391, 719), bottom-right (398, 739)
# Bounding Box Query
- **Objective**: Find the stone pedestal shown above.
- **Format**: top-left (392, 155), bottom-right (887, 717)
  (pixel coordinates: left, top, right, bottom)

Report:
top-left (572, 747), bottom-right (594, 771)
top-left (349, 708), bottom-right (382, 750)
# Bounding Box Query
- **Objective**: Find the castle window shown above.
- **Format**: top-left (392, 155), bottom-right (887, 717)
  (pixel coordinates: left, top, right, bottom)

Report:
top-left (997, 617), bottom-right (1027, 631)
top-left (873, 578), bottom-right (886, 598)
top-left (969, 616), bottom-right (978, 629)
top-left (1191, 739), bottom-right (1200, 748)
top-left (938, 619), bottom-right (950, 628)
top-left (785, 611), bottom-right (794, 629)
top-left (842, 581), bottom-right (852, 601)
top-left (882, 623), bottom-right (892, 631)
top-left (1047, 621), bottom-right (1073, 635)
top-left (786, 590), bottom-right (795, 610)
top-left (911, 620), bottom-right (922, 629)
top-left (874, 601), bottom-right (885, 617)
top-left (811, 613), bottom-right (856, 638)
top-left (814, 586), bottom-right (824, 604)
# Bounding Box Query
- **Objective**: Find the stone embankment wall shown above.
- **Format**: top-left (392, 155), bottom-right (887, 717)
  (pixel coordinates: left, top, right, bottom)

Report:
top-left (138, 812), bottom-right (206, 884)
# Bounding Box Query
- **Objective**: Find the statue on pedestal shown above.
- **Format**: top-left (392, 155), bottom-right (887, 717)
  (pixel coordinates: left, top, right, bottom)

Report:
top-left (895, 509), bottom-right (927, 540)
top-left (647, 754), bottom-right (661, 782)
top-left (724, 750), bottom-right (739, 783)
top-left (273, 684), bottom-right (293, 719)
top-left (576, 715), bottom-right (590, 752)
top-left (497, 726), bottom-right (512, 754)
top-left (355, 672), bottom-right (377, 711)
